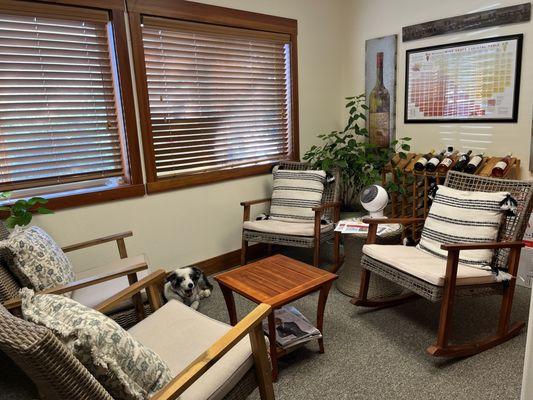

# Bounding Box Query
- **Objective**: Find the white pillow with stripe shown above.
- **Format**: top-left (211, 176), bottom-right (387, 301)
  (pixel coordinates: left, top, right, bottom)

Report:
top-left (417, 185), bottom-right (508, 267)
top-left (269, 169), bottom-right (326, 223)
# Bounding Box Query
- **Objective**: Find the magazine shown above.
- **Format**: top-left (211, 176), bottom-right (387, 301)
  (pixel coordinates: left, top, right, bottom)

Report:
top-left (263, 306), bottom-right (322, 349)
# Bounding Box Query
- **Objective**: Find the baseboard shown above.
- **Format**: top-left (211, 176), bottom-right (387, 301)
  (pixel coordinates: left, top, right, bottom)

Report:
top-left (189, 243), bottom-right (269, 276)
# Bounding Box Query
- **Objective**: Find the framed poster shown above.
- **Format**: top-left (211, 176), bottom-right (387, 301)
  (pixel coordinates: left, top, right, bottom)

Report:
top-left (404, 34), bottom-right (523, 123)
top-left (365, 34), bottom-right (397, 147)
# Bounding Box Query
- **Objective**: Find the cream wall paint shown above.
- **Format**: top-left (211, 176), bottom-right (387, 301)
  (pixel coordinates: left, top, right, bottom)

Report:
top-left (31, 0), bottom-right (348, 273)
top-left (342, 0), bottom-right (533, 178)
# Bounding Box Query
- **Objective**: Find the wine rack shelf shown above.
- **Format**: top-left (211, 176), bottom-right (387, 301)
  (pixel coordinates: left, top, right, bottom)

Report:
top-left (382, 154), bottom-right (521, 240)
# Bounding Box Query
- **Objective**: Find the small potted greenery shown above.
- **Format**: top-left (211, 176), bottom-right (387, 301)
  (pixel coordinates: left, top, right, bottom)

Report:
top-left (303, 94), bottom-right (411, 212)
top-left (0, 192), bottom-right (53, 228)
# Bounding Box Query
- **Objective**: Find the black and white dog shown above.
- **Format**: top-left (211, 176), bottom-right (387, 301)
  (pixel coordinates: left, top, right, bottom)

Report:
top-left (164, 267), bottom-right (213, 310)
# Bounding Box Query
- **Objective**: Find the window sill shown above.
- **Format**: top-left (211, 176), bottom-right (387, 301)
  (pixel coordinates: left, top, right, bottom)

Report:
top-left (146, 163), bottom-right (279, 194)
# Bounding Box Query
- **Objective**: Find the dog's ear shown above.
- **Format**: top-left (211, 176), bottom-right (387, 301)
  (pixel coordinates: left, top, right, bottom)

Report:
top-left (166, 271), bottom-right (177, 283)
top-left (190, 267), bottom-right (202, 282)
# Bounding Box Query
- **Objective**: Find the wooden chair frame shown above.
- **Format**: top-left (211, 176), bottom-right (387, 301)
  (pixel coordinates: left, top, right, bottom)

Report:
top-left (3, 231), bottom-right (147, 321)
top-left (96, 270), bottom-right (275, 400)
top-left (353, 217), bottom-right (526, 358)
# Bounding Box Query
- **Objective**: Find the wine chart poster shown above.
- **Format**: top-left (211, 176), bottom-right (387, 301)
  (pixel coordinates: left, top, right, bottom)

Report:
top-left (405, 34), bottom-right (523, 123)
top-left (365, 34), bottom-right (397, 148)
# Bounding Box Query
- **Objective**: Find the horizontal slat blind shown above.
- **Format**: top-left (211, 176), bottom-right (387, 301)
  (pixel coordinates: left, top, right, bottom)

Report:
top-left (142, 18), bottom-right (292, 177)
top-left (0, 11), bottom-right (125, 190)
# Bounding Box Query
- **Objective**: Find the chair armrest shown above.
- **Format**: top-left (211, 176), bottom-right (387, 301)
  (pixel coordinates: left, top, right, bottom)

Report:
top-left (3, 260), bottom-right (148, 311)
top-left (240, 198), bottom-right (271, 207)
top-left (441, 241), bottom-right (525, 251)
top-left (152, 303), bottom-right (272, 400)
top-left (62, 231), bottom-right (133, 253)
top-left (362, 217), bottom-right (426, 226)
top-left (96, 269), bottom-right (167, 314)
top-left (312, 201), bottom-right (341, 212)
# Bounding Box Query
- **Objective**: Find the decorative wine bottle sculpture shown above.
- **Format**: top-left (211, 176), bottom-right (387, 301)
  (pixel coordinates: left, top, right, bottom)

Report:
top-left (369, 52), bottom-right (390, 148)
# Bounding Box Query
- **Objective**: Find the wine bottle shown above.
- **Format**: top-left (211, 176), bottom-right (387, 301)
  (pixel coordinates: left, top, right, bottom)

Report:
top-left (452, 150), bottom-right (472, 172)
top-left (426, 149), bottom-right (446, 172)
top-left (464, 153), bottom-right (484, 174)
top-left (368, 52), bottom-right (391, 148)
top-left (491, 153), bottom-right (512, 178)
top-left (414, 150), bottom-right (434, 172)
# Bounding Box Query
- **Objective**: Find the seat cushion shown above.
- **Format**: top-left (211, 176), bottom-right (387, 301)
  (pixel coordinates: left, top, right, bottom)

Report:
top-left (72, 255), bottom-right (149, 313)
top-left (128, 300), bottom-right (254, 400)
top-left (243, 219), bottom-right (334, 237)
top-left (269, 169), bottom-right (326, 223)
top-left (418, 185), bottom-right (508, 267)
top-left (363, 244), bottom-right (498, 286)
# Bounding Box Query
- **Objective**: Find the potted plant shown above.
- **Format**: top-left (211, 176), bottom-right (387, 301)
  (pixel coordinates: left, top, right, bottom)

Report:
top-left (303, 94), bottom-right (410, 212)
top-left (0, 192), bottom-right (53, 228)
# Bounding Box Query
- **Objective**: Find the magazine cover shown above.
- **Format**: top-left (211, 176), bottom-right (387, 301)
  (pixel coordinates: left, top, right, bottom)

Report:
top-left (263, 306), bottom-right (322, 348)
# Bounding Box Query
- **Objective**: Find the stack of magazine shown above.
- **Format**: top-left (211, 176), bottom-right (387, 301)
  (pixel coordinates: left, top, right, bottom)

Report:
top-left (262, 306), bottom-right (322, 350)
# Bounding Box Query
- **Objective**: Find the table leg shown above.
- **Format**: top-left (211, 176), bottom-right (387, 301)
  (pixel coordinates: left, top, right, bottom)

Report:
top-left (220, 284), bottom-right (238, 326)
top-left (317, 282), bottom-right (332, 354)
top-left (268, 312), bottom-right (279, 382)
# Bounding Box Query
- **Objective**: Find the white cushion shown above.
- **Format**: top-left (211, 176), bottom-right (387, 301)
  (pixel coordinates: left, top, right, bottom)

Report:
top-left (72, 255), bottom-right (149, 312)
top-left (128, 300), bottom-right (254, 400)
top-left (269, 169), bottom-right (326, 223)
top-left (243, 219), bottom-right (334, 237)
top-left (418, 185), bottom-right (508, 267)
top-left (363, 244), bottom-right (498, 286)
top-left (20, 289), bottom-right (172, 400)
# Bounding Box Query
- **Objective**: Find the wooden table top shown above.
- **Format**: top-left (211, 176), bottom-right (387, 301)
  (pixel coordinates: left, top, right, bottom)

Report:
top-left (214, 254), bottom-right (337, 307)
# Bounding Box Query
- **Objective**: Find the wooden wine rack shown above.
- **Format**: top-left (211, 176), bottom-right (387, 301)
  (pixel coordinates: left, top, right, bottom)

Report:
top-left (381, 154), bottom-right (521, 240)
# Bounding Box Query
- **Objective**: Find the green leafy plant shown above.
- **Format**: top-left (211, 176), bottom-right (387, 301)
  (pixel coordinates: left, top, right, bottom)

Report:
top-left (303, 94), bottom-right (411, 211)
top-left (0, 192), bottom-right (53, 228)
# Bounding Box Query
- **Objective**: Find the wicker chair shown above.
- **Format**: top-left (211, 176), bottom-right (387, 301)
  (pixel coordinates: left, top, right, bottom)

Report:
top-left (0, 221), bottom-right (150, 329)
top-left (352, 171), bottom-right (533, 358)
top-left (0, 270), bottom-right (274, 400)
top-left (241, 161), bottom-right (342, 272)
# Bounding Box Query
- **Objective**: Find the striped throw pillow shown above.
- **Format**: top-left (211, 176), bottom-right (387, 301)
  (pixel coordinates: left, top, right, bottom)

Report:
top-left (417, 185), bottom-right (508, 267)
top-left (269, 169), bottom-right (326, 223)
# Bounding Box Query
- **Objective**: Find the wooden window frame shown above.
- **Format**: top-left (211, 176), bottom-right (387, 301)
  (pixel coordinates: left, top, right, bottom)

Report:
top-left (0, 0), bottom-right (144, 210)
top-left (127, 0), bottom-right (299, 194)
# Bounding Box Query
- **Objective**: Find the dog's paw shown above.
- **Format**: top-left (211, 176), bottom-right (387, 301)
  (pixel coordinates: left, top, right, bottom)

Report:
top-left (200, 289), bottom-right (211, 298)
top-left (190, 301), bottom-right (200, 310)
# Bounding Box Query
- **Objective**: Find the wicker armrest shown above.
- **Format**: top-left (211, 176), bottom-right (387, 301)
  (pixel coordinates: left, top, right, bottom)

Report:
top-left (441, 241), bottom-right (525, 251)
top-left (3, 260), bottom-right (148, 311)
top-left (62, 231), bottom-right (133, 253)
top-left (240, 198), bottom-right (271, 207)
top-left (152, 303), bottom-right (272, 400)
top-left (362, 217), bottom-right (425, 226)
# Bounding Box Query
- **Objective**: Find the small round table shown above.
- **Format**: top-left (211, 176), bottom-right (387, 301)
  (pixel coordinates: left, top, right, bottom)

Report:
top-left (336, 218), bottom-right (404, 299)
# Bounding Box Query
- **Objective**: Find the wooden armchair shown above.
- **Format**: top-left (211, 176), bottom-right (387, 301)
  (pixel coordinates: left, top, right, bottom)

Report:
top-left (241, 161), bottom-right (342, 272)
top-left (0, 223), bottom-right (148, 328)
top-left (352, 171), bottom-right (533, 358)
top-left (0, 270), bottom-right (274, 400)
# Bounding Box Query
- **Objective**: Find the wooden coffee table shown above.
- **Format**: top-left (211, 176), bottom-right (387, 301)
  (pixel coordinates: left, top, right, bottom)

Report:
top-left (214, 254), bottom-right (337, 380)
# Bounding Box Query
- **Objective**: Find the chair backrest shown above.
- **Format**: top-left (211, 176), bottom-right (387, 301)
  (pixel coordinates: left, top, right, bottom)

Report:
top-left (0, 221), bottom-right (22, 303)
top-left (444, 171), bottom-right (533, 270)
top-left (0, 304), bottom-right (113, 400)
top-left (277, 160), bottom-right (341, 221)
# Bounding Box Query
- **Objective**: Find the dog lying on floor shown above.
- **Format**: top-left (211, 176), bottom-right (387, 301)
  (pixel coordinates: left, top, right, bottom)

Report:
top-left (164, 266), bottom-right (213, 310)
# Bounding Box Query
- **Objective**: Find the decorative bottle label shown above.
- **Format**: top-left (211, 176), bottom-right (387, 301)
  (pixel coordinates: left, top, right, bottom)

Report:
top-left (428, 157), bottom-right (440, 167)
top-left (494, 161), bottom-right (507, 169)
top-left (441, 158), bottom-right (453, 167)
top-left (369, 112), bottom-right (389, 147)
top-left (469, 155), bottom-right (482, 166)
top-left (416, 157), bottom-right (428, 166)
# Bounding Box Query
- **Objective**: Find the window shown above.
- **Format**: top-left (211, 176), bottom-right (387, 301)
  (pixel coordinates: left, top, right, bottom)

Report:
top-left (128, 1), bottom-right (298, 193)
top-left (0, 0), bottom-right (143, 208)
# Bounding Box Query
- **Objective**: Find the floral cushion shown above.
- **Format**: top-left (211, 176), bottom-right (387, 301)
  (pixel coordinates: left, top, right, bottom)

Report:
top-left (20, 289), bottom-right (172, 400)
top-left (0, 226), bottom-right (75, 291)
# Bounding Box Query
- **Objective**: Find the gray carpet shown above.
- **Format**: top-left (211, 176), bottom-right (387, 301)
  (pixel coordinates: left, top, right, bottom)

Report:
top-left (1, 254), bottom-right (530, 400)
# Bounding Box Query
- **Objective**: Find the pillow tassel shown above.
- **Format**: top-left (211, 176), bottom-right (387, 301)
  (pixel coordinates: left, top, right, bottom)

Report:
top-left (499, 194), bottom-right (518, 216)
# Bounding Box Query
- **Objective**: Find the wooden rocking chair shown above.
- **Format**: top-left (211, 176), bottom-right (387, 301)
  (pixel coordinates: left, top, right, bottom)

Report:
top-left (352, 171), bottom-right (533, 358)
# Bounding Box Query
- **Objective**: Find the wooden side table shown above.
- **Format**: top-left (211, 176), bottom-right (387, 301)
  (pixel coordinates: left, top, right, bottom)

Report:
top-left (214, 254), bottom-right (337, 381)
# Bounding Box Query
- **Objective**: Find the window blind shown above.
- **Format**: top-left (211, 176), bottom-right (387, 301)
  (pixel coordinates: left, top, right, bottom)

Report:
top-left (0, 11), bottom-right (125, 191)
top-left (141, 17), bottom-right (293, 178)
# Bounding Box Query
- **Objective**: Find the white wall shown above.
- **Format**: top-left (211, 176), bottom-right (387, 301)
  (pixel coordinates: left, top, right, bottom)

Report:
top-left (342, 0), bottom-right (533, 178)
top-left (32, 0), bottom-right (348, 273)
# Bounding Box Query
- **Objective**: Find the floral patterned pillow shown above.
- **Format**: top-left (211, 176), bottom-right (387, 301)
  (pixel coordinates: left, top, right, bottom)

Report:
top-left (20, 289), bottom-right (172, 400)
top-left (0, 226), bottom-right (75, 291)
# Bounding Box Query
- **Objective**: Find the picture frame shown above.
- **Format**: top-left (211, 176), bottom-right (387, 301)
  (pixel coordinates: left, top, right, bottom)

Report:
top-left (404, 34), bottom-right (523, 123)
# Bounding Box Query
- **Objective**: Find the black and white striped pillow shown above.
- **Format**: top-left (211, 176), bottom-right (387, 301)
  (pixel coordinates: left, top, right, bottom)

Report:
top-left (269, 169), bottom-right (326, 223)
top-left (417, 185), bottom-right (509, 267)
